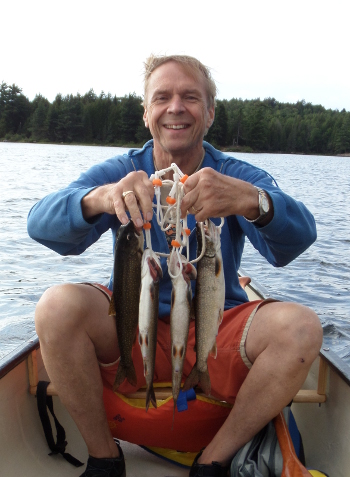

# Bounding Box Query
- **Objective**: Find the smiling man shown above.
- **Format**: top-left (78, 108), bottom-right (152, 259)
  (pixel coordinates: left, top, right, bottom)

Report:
top-left (28, 54), bottom-right (322, 477)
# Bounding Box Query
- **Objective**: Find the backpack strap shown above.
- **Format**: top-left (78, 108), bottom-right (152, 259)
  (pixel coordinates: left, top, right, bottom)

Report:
top-left (36, 380), bottom-right (84, 467)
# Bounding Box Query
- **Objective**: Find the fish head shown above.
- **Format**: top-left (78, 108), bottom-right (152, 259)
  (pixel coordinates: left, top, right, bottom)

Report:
top-left (168, 251), bottom-right (196, 284)
top-left (196, 220), bottom-right (221, 257)
top-left (117, 221), bottom-right (144, 257)
top-left (141, 249), bottom-right (163, 281)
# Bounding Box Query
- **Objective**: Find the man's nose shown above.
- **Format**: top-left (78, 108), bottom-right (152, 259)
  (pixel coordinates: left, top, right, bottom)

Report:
top-left (167, 95), bottom-right (185, 114)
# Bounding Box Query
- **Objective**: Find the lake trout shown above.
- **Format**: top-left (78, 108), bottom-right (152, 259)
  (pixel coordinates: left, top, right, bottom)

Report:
top-left (109, 221), bottom-right (144, 391)
top-left (168, 251), bottom-right (197, 413)
top-left (183, 220), bottom-right (225, 396)
top-left (138, 248), bottom-right (163, 411)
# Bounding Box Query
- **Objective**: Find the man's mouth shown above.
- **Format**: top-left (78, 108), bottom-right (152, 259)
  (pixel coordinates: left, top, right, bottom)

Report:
top-left (164, 124), bottom-right (189, 130)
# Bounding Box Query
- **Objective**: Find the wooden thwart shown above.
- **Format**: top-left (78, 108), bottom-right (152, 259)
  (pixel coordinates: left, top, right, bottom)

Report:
top-left (28, 350), bottom-right (328, 404)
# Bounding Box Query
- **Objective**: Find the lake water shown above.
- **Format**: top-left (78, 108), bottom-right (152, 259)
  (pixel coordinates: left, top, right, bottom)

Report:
top-left (1, 142), bottom-right (349, 366)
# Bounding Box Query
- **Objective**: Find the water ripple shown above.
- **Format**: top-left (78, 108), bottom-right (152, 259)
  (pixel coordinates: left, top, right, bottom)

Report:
top-left (1, 143), bottom-right (349, 364)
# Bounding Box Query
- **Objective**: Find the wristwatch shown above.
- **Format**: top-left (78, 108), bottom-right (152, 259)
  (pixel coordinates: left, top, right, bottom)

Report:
top-left (245, 187), bottom-right (270, 224)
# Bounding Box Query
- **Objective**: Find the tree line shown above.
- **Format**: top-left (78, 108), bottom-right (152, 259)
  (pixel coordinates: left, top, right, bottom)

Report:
top-left (1, 82), bottom-right (350, 154)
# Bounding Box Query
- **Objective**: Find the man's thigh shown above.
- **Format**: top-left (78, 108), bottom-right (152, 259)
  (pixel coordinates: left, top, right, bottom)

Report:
top-left (62, 282), bottom-right (119, 365)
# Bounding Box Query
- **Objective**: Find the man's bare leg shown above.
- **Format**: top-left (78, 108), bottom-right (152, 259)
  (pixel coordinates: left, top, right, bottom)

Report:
top-left (198, 301), bottom-right (323, 466)
top-left (35, 283), bottom-right (120, 459)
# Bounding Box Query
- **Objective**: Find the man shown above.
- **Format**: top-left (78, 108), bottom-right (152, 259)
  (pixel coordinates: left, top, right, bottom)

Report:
top-left (27, 54), bottom-right (323, 477)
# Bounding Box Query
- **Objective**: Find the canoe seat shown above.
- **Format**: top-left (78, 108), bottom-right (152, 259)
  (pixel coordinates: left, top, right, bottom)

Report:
top-left (27, 349), bottom-right (327, 404)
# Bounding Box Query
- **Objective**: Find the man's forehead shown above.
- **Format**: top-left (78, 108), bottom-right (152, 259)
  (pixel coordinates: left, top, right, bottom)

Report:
top-left (147, 62), bottom-right (206, 95)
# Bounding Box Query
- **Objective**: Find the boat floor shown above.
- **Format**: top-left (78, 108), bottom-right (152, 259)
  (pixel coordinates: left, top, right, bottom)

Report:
top-left (0, 356), bottom-right (189, 476)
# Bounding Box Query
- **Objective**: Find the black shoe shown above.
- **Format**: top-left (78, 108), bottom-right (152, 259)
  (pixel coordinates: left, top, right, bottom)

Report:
top-left (80, 439), bottom-right (126, 477)
top-left (189, 449), bottom-right (229, 477)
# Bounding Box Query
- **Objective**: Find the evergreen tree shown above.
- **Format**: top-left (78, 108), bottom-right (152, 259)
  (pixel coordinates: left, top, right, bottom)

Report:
top-left (120, 93), bottom-right (144, 143)
top-left (206, 100), bottom-right (228, 146)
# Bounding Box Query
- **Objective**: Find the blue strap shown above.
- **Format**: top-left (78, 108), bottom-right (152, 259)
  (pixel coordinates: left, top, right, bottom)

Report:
top-left (176, 388), bottom-right (197, 412)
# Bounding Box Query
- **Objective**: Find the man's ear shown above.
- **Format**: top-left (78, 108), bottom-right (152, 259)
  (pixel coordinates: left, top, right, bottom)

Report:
top-left (207, 105), bottom-right (215, 129)
top-left (143, 108), bottom-right (149, 128)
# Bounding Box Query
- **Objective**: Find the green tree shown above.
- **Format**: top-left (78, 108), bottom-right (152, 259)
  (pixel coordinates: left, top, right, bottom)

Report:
top-left (334, 112), bottom-right (350, 153)
top-left (30, 94), bottom-right (50, 141)
top-left (206, 100), bottom-right (228, 146)
top-left (0, 82), bottom-right (31, 137)
top-left (120, 93), bottom-right (144, 143)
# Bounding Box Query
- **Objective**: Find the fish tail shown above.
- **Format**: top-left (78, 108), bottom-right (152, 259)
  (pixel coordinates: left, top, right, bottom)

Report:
top-left (146, 385), bottom-right (157, 412)
top-left (182, 364), bottom-right (199, 391)
top-left (198, 370), bottom-right (211, 396)
top-left (113, 362), bottom-right (137, 391)
top-left (183, 365), bottom-right (211, 396)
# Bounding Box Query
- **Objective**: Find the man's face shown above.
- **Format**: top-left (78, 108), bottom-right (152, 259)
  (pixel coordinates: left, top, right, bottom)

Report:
top-left (143, 61), bottom-right (215, 156)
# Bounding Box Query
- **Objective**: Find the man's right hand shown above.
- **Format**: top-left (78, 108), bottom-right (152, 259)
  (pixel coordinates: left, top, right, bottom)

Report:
top-left (81, 171), bottom-right (155, 227)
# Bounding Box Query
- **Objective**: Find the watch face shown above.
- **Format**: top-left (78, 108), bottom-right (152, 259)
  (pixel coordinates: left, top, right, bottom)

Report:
top-left (260, 192), bottom-right (270, 214)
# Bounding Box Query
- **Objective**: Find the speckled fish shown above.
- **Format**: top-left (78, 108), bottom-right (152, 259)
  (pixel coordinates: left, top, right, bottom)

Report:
top-left (109, 221), bottom-right (144, 391)
top-left (168, 251), bottom-right (197, 413)
top-left (183, 220), bottom-right (225, 396)
top-left (138, 248), bottom-right (163, 411)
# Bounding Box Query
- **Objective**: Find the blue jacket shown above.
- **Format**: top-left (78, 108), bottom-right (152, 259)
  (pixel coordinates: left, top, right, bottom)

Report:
top-left (27, 140), bottom-right (317, 317)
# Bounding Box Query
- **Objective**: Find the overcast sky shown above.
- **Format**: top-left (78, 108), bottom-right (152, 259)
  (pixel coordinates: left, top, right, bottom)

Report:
top-left (2, 0), bottom-right (349, 111)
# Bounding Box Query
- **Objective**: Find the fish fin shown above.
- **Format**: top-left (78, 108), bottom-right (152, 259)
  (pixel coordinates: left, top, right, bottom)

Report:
top-left (183, 364), bottom-right (199, 391)
top-left (215, 256), bottom-right (222, 277)
top-left (171, 288), bottom-right (175, 310)
top-left (150, 282), bottom-right (155, 301)
top-left (108, 295), bottom-right (116, 316)
top-left (218, 308), bottom-right (224, 326)
top-left (186, 286), bottom-right (192, 307)
top-left (209, 342), bottom-right (217, 358)
top-left (126, 363), bottom-right (138, 387)
top-left (143, 360), bottom-right (148, 377)
top-left (114, 362), bottom-right (138, 390)
top-left (199, 370), bottom-right (211, 396)
top-left (146, 385), bottom-right (157, 412)
top-left (113, 364), bottom-right (126, 391)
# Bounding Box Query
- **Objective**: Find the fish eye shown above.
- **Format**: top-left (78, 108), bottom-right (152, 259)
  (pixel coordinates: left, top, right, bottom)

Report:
top-left (126, 233), bottom-right (131, 241)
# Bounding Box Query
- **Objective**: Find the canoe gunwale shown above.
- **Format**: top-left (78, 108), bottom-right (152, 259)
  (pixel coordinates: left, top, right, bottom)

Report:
top-left (0, 334), bottom-right (39, 380)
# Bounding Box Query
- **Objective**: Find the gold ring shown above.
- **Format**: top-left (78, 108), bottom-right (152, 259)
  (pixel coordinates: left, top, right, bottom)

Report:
top-left (122, 190), bottom-right (135, 200)
top-left (191, 205), bottom-right (201, 214)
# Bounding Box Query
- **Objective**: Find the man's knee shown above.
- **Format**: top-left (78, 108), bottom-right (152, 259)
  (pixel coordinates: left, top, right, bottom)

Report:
top-left (288, 304), bottom-right (323, 358)
top-left (35, 284), bottom-right (79, 338)
top-left (247, 302), bottom-right (323, 364)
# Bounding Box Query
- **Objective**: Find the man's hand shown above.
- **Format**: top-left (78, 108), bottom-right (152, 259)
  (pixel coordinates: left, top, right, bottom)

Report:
top-left (180, 168), bottom-right (261, 222)
top-left (81, 171), bottom-right (155, 227)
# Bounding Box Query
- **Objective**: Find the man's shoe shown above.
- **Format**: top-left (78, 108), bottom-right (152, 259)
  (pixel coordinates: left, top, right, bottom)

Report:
top-left (189, 449), bottom-right (229, 477)
top-left (80, 439), bottom-right (126, 477)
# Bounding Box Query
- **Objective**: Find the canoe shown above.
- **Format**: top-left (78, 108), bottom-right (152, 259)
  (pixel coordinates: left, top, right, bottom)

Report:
top-left (0, 273), bottom-right (349, 476)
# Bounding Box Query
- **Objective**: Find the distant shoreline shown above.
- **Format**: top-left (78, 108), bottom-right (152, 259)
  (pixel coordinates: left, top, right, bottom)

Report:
top-left (2, 139), bottom-right (349, 157)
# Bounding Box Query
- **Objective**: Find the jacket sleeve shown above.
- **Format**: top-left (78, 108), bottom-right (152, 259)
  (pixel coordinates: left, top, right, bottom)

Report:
top-left (225, 160), bottom-right (317, 267)
top-left (27, 157), bottom-right (127, 255)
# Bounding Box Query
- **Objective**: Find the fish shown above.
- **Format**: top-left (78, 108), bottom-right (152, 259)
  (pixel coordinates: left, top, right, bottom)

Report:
top-left (183, 220), bottom-right (225, 396)
top-left (109, 221), bottom-right (144, 391)
top-left (138, 248), bottom-right (163, 411)
top-left (168, 250), bottom-right (197, 414)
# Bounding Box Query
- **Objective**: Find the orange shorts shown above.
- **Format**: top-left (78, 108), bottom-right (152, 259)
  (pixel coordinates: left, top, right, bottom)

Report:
top-left (92, 283), bottom-right (270, 404)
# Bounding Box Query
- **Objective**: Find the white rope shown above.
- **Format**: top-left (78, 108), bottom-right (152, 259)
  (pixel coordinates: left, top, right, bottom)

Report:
top-left (147, 165), bottom-right (224, 272)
